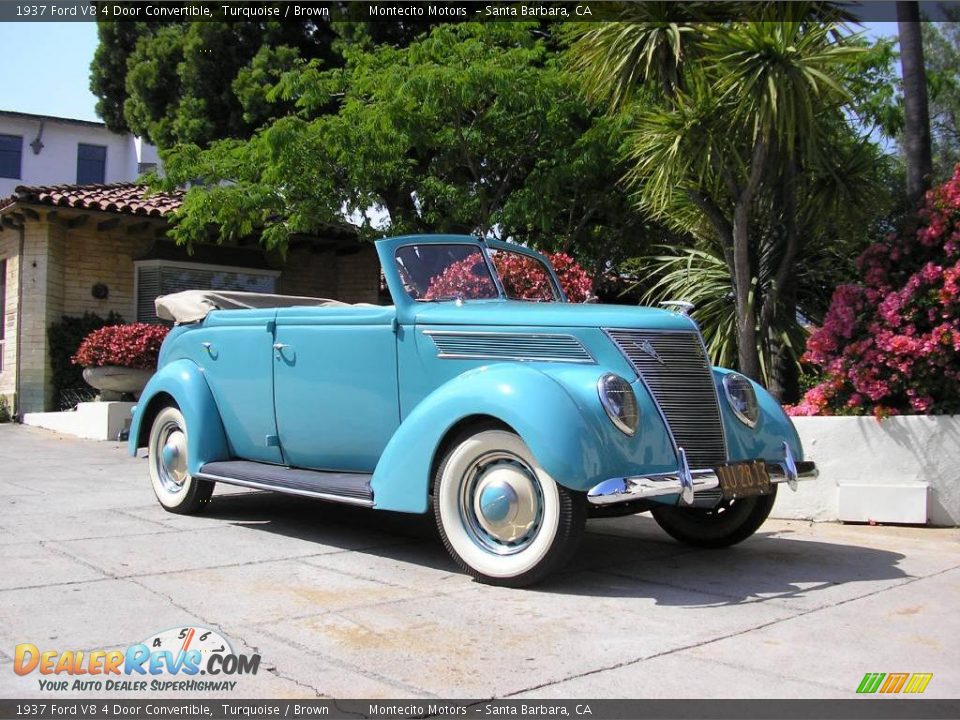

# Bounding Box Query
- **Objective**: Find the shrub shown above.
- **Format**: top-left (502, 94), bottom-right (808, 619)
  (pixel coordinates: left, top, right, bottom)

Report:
top-left (546, 252), bottom-right (595, 303)
top-left (424, 251), bottom-right (594, 303)
top-left (790, 166), bottom-right (960, 417)
top-left (72, 323), bottom-right (170, 370)
top-left (49, 312), bottom-right (125, 410)
top-left (0, 395), bottom-right (10, 423)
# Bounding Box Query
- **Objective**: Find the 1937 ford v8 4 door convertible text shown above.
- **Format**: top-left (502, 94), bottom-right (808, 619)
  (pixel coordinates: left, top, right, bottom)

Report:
top-left (130, 235), bottom-right (817, 586)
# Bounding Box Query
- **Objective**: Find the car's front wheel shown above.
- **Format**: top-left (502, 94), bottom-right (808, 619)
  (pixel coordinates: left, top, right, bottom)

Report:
top-left (650, 486), bottom-right (778, 548)
top-left (148, 405), bottom-right (214, 514)
top-left (433, 426), bottom-right (585, 587)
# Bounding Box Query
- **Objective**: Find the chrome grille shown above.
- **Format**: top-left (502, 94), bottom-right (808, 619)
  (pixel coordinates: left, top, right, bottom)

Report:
top-left (424, 331), bottom-right (594, 363)
top-left (605, 329), bottom-right (727, 468)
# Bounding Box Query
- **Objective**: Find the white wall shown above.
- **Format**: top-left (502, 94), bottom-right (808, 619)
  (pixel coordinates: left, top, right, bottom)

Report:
top-left (774, 416), bottom-right (960, 527)
top-left (0, 112), bottom-right (157, 197)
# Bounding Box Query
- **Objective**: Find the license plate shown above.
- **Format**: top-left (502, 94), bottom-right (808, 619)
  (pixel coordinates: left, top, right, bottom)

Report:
top-left (716, 461), bottom-right (771, 500)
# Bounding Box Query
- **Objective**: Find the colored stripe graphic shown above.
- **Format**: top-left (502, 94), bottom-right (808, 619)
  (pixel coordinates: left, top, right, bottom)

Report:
top-left (904, 673), bottom-right (933, 694)
top-left (880, 673), bottom-right (909, 693)
top-left (856, 672), bottom-right (933, 694)
top-left (857, 673), bottom-right (886, 693)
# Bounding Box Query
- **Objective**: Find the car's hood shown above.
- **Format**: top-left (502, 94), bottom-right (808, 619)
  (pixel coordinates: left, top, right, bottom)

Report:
top-left (412, 300), bottom-right (698, 331)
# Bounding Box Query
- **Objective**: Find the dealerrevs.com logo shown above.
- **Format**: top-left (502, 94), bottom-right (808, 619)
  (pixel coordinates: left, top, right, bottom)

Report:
top-left (14, 626), bottom-right (260, 693)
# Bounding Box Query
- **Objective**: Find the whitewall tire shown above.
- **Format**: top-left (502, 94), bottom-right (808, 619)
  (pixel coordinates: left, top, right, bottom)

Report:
top-left (148, 406), bottom-right (214, 514)
top-left (433, 426), bottom-right (585, 586)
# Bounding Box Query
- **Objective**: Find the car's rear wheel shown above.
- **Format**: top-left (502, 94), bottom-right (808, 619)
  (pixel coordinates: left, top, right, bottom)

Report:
top-left (650, 486), bottom-right (778, 548)
top-left (433, 426), bottom-right (585, 587)
top-left (148, 405), bottom-right (214, 514)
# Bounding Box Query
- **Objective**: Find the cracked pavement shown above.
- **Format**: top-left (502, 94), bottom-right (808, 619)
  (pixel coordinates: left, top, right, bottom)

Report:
top-left (1, 424), bottom-right (958, 699)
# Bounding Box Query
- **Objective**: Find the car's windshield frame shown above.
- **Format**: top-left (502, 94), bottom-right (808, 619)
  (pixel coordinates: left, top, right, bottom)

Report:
top-left (393, 241), bottom-right (564, 304)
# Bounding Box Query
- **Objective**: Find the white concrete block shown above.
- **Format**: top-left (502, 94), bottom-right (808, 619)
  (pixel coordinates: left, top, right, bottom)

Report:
top-left (838, 482), bottom-right (929, 525)
top-left (777, 416), bottom-right (960, 527)
top-left (23, 401), bottom-right (135, 441)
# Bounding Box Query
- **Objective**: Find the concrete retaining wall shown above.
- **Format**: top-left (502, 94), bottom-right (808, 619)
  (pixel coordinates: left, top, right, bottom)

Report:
top-left (773, 416), bottom-right (960, 527)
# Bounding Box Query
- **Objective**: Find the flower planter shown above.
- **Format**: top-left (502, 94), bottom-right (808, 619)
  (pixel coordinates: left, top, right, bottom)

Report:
top-left (82, 366), bottom-right (154, 399)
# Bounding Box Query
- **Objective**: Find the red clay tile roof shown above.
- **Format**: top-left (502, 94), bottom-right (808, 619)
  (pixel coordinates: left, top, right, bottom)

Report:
top-left (0, 183), bottom-right (184, 217)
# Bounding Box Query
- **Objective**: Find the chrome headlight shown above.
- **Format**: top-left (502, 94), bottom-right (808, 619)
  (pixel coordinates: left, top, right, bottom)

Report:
top-left (597, 373), bottom-right (639, 436)
top-left (722, 373), bottom-right (759, 428)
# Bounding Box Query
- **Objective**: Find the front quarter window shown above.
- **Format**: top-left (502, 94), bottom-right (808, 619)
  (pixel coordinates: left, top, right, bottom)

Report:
top-left (489, 249), bottom-right (560, 302)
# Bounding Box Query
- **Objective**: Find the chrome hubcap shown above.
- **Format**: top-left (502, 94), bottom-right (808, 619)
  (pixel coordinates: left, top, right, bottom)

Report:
top-left (461, 452), bottom-right (543, 555)
top-left (156, 423), bottom-right (188, 494)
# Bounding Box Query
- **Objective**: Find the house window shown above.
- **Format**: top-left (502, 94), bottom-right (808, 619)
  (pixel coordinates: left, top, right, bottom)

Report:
top-left (76, 144), bottom-right (107, 184)
top-left (0, 135), bottom-right (23, 179)
top-left (137, 162), bottom-right (157, 175)
top-left (135, 261), bottom-right (279, 323)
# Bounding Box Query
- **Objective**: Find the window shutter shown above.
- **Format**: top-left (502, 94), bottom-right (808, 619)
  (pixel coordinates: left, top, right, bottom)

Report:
top-left (136, 266), bottom-right (162, 323)
top-left (136, 263), bottom-right (278, 324)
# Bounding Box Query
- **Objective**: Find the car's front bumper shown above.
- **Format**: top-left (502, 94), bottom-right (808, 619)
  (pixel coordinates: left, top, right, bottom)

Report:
top-left (587, 442), bottom-right (817, 507)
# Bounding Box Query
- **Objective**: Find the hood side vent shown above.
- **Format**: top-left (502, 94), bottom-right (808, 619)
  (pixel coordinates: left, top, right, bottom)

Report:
top-left (423, 330), bottom-right (594, 363)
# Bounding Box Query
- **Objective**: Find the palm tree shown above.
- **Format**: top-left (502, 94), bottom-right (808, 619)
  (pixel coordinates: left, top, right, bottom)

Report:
top-left (568, 5), bottom-right (873, 388)
top-left (634, 133), bottom-right (889, 399)
top-left (897, 1), bottom-right (934, 205)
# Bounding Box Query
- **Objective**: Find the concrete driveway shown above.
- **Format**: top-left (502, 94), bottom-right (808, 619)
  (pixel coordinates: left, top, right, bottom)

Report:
top-left (1, 424), bottom-right (957, 700)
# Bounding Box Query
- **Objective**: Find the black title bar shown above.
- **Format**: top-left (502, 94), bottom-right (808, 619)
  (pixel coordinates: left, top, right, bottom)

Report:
top-left (1, 1), bottom-right (958, 23)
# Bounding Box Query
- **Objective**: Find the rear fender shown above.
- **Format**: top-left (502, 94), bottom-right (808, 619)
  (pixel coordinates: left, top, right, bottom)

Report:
top-left (128, 359), bottom-right (230, 475)
top-left (371, 364), bottom-right (605, 513)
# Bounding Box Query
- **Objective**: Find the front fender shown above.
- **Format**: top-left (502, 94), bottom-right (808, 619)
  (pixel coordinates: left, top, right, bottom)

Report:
top-left (371, 364), bottom-right (610, 513)
top-left (128, 359), bottom-right (230, 475)
top-left (713, 368), bottom-right (804, 462)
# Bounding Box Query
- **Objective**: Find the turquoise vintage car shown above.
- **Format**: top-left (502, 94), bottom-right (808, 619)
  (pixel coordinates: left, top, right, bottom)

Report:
top-left (129, 234), bottom-right (817, 586)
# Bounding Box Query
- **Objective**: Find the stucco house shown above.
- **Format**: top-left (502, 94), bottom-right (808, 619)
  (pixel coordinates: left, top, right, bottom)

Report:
top-left (0, 183), bottom-right (379, 415)
top-left (0, 110), bottom-right (159, 198)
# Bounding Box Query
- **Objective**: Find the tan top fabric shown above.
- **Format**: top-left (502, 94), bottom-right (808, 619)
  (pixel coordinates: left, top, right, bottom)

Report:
top-left (155, 290), bottom-right (348, 323)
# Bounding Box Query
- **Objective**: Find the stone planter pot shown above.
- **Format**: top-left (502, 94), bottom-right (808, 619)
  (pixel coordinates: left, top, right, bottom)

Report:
top-left (82, 366), bottom-right (154, 400)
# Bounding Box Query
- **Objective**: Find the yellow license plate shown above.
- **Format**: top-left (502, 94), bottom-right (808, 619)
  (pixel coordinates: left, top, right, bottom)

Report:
top-left (716, 461), bottom-right (772, 500)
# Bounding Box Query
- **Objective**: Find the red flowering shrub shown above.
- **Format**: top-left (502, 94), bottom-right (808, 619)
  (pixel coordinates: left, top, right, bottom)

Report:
top-left (423, 254), bottom-right (498, 300)
top-left (541, 252), bottom-right (594, 303)
top-left (790, 166), bottom-right (960, 417)
top-left (424, 251), bottom-right (594, 303)
top-left (71, 324), bottom-right (170, 370)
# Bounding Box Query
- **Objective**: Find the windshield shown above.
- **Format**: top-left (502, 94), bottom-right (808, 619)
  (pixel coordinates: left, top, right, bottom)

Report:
top-left (395, 244), bottom-right (499, 301)
top-left (394, 243), bottom-right (561, 302)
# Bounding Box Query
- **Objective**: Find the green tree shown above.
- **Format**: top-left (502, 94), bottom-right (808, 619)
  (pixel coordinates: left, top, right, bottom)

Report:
top-left (923, 17), bottom-right (960, 180)
top-left (90, 20), bottom-right (159, 132)
top-left (89, 19), bottom-right (443, 148)
top-left (568, 4), bottom-right (891, 393)
top-left (158, 23), bottom-right (649, 269)
top-left (91, 21), bottom-right (346, 147)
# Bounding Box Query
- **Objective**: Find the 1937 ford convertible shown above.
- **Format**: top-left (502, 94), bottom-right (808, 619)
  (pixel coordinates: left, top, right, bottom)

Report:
top-left (130, 235), bottom-right (817, 586)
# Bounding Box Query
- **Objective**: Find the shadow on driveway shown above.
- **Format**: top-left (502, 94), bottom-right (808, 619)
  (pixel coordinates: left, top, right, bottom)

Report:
top-left (199, 488), bottom-right (910, 605)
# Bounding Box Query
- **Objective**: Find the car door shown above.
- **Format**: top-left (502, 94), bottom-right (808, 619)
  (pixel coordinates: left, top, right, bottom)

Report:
top-left (195, 309), bottom-right (284, 464)
top-left (272, 304), bottom-right (400, 472)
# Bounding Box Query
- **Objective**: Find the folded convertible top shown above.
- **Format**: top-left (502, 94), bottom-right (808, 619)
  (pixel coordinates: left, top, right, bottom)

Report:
top-left (155, 290), bottom-right (348, 323)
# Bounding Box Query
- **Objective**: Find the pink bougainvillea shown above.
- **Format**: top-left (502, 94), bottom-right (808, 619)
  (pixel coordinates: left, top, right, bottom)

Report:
top-left (72, 324), bottom-right (170, 370)
top-left (424, 251), bottom-right (594, 303)
top-left (789, 166), bottom-right (960, 418)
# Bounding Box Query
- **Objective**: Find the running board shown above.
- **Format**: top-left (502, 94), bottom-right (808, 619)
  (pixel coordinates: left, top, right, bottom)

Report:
top-left (196, 460), bottom-right (374, 507)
